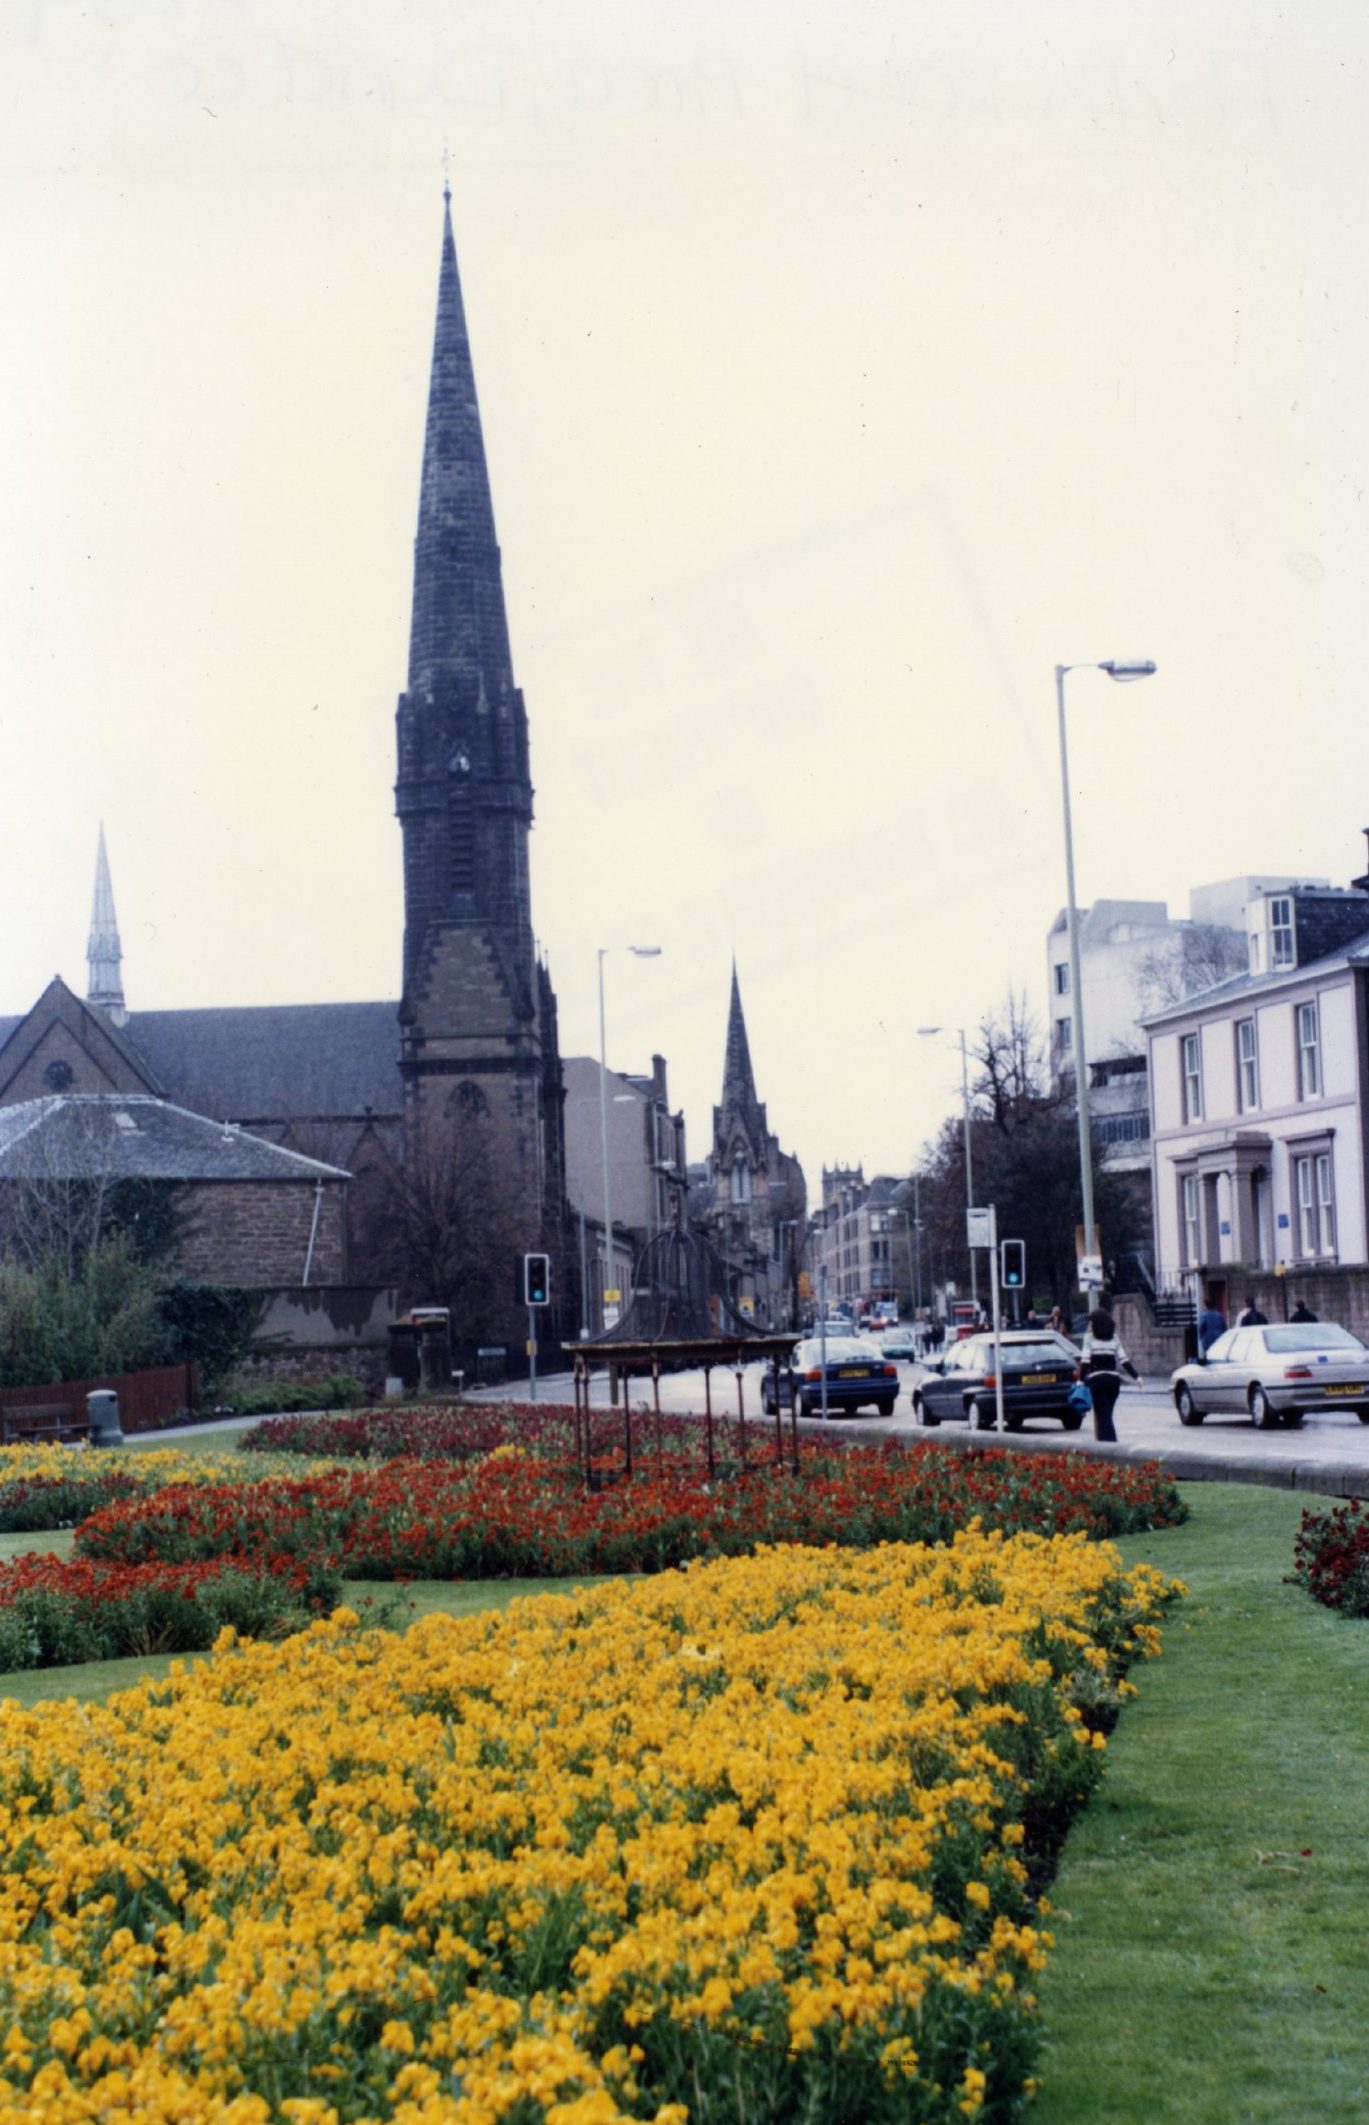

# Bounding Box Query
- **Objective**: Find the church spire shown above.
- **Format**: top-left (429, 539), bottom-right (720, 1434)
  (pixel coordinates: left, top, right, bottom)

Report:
top-left (396, 193), bottom-right (535, 1000)
top-left (722, 960), bottom-right (760, 1122)
top-left (406, 189), bottom-right (514, 699)
top-left (86, 823), bottom-right (127, 1026)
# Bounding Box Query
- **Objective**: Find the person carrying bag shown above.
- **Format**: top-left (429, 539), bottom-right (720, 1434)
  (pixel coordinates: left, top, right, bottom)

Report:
top-left (1078, 1304), bottom-right (1140, 1443)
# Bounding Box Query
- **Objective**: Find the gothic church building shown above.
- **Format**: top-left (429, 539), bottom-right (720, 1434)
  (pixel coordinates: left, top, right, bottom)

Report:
top-left (0, 194), bottom-right (567, 1345)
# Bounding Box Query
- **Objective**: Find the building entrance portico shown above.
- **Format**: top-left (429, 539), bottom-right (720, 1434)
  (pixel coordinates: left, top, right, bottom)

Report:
top-left (1177, 1131), bottom-right (1273, 1269)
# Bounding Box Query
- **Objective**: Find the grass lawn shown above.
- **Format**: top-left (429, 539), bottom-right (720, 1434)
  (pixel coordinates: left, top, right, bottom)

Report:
top-left (1036, 1482), bottom-right (1369, 2124)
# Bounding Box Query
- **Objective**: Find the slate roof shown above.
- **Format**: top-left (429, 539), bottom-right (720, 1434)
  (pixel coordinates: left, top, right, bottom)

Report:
top-left (1140, 923), bottom-right (1369, 1029)
top-left (119, 1003), bottom-right (403, 1122)
top-left (0, 1096), bottom-right (350, 1183)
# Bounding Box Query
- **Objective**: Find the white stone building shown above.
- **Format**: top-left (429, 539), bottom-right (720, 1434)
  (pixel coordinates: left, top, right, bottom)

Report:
top-left (1144, 879), bottom-right (1369, 1296)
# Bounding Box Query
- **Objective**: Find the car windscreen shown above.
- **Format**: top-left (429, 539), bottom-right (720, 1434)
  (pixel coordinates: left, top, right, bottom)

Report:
top-left (1262, 1324), bottom-right (1365, 1353)
top-left (999, 1345), bottom-right (1072, 1371)
top-left (800, 1340), bottom-right (868, 1363)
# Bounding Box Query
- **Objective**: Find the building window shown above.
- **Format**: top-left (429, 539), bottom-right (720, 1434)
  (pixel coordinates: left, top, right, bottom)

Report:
top-left (1056, 1016), bottom-right (1072, 1054)
top-left (1293, 1149), bottom-right (1336, 1258)
top-left (1054, 963), bottom-right (1070, 995)
top-left (1296, 1000), bottom-right (1321, 1099)
top-left (1269, 896), bottom-right (1295, 969)
top-left (1181, 1172), bottom-right (1201, 1266)
top-left (1181, 1032), bottom-right (1203, 1122)
top-left (1235, 1019), bottom-right (1259, 1112)
top-left (731, 1159), bottom-right (751, 1204)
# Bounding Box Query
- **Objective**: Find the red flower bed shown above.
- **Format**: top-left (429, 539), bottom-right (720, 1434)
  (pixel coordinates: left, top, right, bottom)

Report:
top-left (0, 1549), bottom-right (340, 1672)
top-left (76, 1444), bottom-right (1186, 1583)
top-left (1289, 1497), bottom-right (1369, 1615)
top-left (241, 1400), bottom-right (769, 1469)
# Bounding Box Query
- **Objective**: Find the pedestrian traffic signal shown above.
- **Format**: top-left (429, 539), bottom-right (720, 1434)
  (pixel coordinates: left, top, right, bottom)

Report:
top-left (1000, 1239), bottom-right (1026, 1289)
top-left (522, 1253), bottom-right (551, 1307)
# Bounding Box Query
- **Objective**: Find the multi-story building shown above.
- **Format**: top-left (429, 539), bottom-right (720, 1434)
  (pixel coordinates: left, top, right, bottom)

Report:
top-left (811, 1166), bottom-right (903, 1315)
top-left (563, 1055), bottom-right (687, 1331)
top-left (1047, 881), bottom-right (1311, 1191)
top-left (1145, 869), bottom-right (1369, 1307)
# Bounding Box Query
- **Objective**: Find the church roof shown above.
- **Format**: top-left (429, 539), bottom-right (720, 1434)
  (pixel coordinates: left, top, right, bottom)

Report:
top-left (0, 1095), bottom-right (349, 1183)
top-left (121, 1003), bottom-right (403, 1123)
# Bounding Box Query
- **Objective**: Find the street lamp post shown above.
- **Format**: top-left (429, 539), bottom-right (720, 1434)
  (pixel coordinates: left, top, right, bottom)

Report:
top-left (917, 1026), bottom-right (977, 1307)
top-left (597, 944), bottom-right (662, 1327)
top-left (1055, 659), bottom-right (1157, 1286)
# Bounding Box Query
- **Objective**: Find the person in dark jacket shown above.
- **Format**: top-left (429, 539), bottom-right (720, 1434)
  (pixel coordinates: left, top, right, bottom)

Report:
top-left (1078, 1305), bottom-right (1140, 1443)
top-left (1290, 1299), bottom-right (1318, 1323)
top-left (1197, 1302), bottom-right (1227, 1355)
top-left (1236, 1297), bottom-right (1268, 1326)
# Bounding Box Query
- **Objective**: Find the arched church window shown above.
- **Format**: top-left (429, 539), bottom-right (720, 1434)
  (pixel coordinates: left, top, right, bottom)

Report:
top-left (43, 1058), bottom-right (74, 1091)
top-left (452, 1079), bottom-right (488, 1119)
top-left (731, 1158), bottom-right (751, 1205)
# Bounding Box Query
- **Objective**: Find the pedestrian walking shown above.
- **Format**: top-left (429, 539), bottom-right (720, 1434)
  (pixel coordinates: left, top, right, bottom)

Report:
top-left (1078, 1304), bottom-right (1140, 1444)
top-left (1236, 1296), bottom-right (1268, 1327)
top-left (1048, 1304), bottom-right (1065, 1336)
top-left (1290, 1298), bottom-right (1318, 1323)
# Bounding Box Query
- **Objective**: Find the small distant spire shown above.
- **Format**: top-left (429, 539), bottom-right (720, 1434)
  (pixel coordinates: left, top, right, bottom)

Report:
top-left (723, 960), bottom-right (760, 1118)
top-left (86, 824), bottom-right (127, 1026)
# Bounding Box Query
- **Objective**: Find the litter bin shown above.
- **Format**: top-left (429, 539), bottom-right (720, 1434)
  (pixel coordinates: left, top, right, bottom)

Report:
top-left (87, 1389), bottom-right (124, 1448)
top-left (476, 1345), bottom-right (507, 1387)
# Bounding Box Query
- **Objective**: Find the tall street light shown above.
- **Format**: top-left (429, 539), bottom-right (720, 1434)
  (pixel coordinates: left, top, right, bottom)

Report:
top-left (1056, 659), bottom-right (1157, 1286)
top-left (917, 1025), bottom-right (976, 1307)
top-left (597, 944), bottom-right (662, 1324)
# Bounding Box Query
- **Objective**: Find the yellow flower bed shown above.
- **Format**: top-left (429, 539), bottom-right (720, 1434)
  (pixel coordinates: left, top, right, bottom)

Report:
top-left (0, 1440), bottom-right (333, 1498)
top-left (0, 1530), bottom-right (1178, 2125)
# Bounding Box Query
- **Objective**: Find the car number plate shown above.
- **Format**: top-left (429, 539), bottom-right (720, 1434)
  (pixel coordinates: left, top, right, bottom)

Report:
top-left (1323, 1382), bottom-right (1360, 1396)
top-left (838, 1367), bottom-right (867, 1378)
top-left (1022, 1372), bottom-right (1055, 1385)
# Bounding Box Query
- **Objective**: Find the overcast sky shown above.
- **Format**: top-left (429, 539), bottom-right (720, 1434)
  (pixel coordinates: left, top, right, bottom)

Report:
top-left (3, 1), bottom-right (1367, 1190)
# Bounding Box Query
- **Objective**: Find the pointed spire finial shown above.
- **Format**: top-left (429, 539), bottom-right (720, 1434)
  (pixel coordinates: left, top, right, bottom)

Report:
top-left (442, 144), bottom-right (451, 208)
top-left (87, 823), bottom-right (128, 1027)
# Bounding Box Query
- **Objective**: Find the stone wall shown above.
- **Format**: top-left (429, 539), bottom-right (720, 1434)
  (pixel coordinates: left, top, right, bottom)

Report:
top-left (177, 1179), bottom-right (347, 1286)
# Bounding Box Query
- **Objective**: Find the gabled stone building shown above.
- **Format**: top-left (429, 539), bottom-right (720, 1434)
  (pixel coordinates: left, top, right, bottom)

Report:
top-left (695, 967), bottom-right (805, 1324)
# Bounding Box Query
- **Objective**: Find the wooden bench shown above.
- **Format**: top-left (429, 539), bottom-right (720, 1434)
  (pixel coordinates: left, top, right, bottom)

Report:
top-left (1, 1403), bottom-right (97, 1447)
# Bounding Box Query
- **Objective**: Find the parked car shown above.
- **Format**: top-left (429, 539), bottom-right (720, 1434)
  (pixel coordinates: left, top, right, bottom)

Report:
top-left (912, 1331), bottom-right (1085, 1432)
top-left (1170, 1322), bottom-right (1369, 1428)
top-left (761, 1338), bottom-right (900, 1418)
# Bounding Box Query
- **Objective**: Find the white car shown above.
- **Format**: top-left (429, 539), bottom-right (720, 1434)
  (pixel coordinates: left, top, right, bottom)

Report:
top-left (1170, 1322), bottom-right (1369, 1429)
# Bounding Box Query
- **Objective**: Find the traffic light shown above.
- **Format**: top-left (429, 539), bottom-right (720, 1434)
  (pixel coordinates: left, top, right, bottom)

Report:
top-left (1000, 1239), bottom-right (1026, 1290)
top-left (522, 1253), bottom-right (551, 1307)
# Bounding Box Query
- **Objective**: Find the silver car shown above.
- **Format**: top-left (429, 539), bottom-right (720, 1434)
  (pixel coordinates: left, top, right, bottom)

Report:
top-left (1170, 1322), bottom-right (1369, 1429)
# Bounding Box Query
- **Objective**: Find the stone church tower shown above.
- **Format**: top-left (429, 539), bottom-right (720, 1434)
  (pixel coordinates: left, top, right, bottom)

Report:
top-left (395, 191), bottom-right (566, 1314)
top-left (703, 965), bottom-right (806, 1322)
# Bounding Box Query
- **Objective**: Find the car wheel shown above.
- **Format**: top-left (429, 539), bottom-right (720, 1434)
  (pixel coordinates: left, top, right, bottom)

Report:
top-left (1249, 1385), bottom-right (1277, 1429)
top-left (876, 1398), bottom-right (895, 1417)
top-left (1281, 1409), bottom-right (1304, 1428)
top-left (1175, 1384), bottom-right (1204, 1427)
top-left (1002, 1414), bottom-right (1024, 1433)
top-left (915, 1396), bottom-right (939, 1428)
top-left (1060, 1410), bottom-right (1085, 1432)
top-left (1357, 1408), bottom-right (1369, 1426)
top-left (761, 1385), bottom-right (774, 1415)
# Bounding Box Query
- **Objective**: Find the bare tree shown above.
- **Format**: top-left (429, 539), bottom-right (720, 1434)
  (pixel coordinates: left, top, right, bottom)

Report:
top-left (372, 1109), bottom-right (528, 1345)
top-left (1136, 924), bottom-right (1247, 1014)
top-left (969, 990), bottom-right (1047, 1130)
